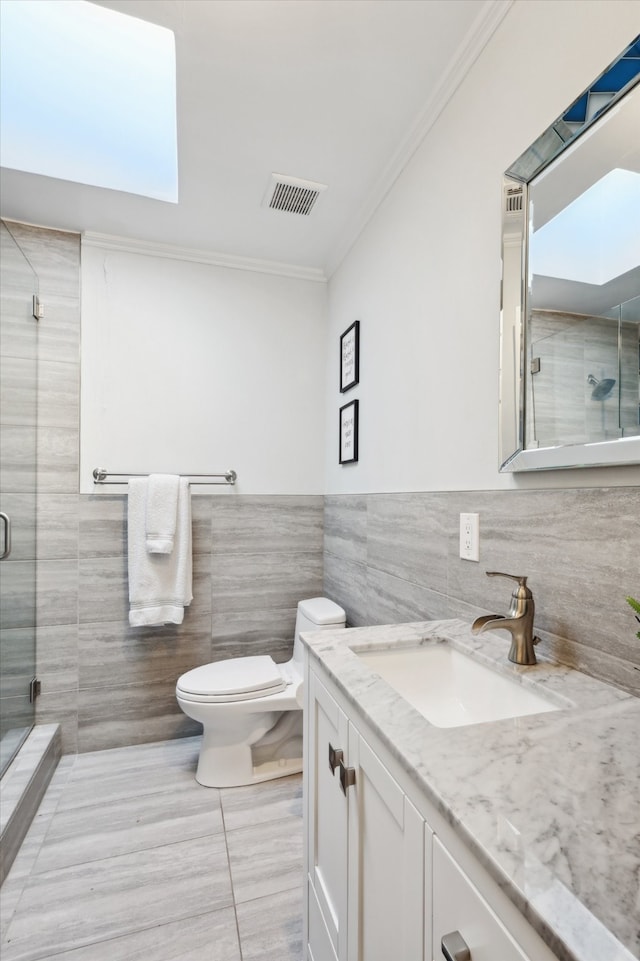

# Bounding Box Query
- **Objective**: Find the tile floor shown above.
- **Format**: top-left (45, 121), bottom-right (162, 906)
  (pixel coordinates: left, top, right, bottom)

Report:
top-left (0, 736), bottom-right (304, 960)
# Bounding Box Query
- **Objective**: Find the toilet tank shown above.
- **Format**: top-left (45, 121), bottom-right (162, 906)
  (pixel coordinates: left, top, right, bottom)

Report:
top-left (292, 597), bottom-right (346, 673)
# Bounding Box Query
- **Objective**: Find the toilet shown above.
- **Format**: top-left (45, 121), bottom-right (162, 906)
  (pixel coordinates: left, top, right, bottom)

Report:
top-left (176, 596), bottom-right (346, 787)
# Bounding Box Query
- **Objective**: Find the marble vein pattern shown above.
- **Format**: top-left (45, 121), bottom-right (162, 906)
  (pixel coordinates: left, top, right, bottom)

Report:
top-left (1, 737), bottom-right (304, 961)
top-left (301, 618), bottom-right (640, 961)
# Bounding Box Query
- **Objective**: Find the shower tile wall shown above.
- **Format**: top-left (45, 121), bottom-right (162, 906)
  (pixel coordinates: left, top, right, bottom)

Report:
top-left (528, 310), bottom-right (640, 448)
top-left (324, 489), bottom-right (640, 697)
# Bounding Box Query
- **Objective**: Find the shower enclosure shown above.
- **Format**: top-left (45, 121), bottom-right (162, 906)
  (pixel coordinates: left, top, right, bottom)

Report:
top-left (0, 221), bottom-right (39, 778)
top-left (526, 297), bottom-right (640, 450)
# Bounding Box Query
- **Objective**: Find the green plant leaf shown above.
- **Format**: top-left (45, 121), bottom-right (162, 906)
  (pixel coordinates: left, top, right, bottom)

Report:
top-left (626, 596), bottom-right (640, 639)
top-left (626, 596), bottom-right (640, 616)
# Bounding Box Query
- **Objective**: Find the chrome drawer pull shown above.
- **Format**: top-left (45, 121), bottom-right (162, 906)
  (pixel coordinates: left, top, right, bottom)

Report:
top-left (441, 931), bottom-right (471, 961)
top-left (339, 759), bottom-right (356, 795)
top-left (328, 743), bottom-right (343, 774)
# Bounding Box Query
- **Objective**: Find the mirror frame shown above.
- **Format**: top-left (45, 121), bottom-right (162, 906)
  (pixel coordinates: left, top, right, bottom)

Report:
top-left (499, 37), bottom-right (640, 472)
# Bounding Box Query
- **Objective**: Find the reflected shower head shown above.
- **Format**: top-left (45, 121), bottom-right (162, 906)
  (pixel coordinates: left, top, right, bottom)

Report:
top-left (587, 374), bottom-right (616, 400)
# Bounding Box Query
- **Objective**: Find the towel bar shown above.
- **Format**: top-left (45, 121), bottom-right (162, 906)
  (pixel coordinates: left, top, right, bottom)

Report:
top-left (92, 468), bottom-right (237, 486)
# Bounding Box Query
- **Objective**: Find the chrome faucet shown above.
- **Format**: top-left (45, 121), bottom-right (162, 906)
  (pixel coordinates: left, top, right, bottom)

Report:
top-left (471, 572), bottom-right (540, 665)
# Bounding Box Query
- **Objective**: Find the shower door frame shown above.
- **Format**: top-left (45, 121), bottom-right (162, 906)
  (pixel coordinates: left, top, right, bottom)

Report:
top-left (0, 220), bottom-right (39, 778)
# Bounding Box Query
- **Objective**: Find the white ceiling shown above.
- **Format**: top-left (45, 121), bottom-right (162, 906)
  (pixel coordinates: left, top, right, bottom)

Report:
top-left (0, 0), bottom-right (507, 277)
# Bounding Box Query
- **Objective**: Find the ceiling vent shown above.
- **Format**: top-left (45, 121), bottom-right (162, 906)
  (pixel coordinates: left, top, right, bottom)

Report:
top-left (263, 173), bottom-right (327, 216)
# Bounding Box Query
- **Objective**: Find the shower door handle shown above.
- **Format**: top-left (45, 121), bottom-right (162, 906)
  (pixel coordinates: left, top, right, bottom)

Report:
top-left (0, 512), bottom-right (11, 559)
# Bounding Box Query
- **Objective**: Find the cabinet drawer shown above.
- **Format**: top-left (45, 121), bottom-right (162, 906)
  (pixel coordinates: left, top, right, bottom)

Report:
top-left (308, 876), bottom-right (339, 961)
top-left (432, 838), bottom-right (530, 961)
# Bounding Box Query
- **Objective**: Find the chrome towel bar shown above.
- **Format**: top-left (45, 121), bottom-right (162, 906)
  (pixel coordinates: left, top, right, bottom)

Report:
top-left (92, 468), bottom-right (237, 486)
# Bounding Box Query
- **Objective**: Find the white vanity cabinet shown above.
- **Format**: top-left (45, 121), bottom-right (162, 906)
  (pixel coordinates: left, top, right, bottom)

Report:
top-left (306, 668), bottom-right (348, 961)
top-left (432, 838), bottom-right (530, 961)
top-left (305, 661), bottom-right (560, 961)
top-left (305, 669), bottom-right (427, 961)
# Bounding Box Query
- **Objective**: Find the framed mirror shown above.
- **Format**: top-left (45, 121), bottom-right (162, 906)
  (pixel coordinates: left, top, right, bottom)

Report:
top-left (499, 37), bottom-right (640, 471)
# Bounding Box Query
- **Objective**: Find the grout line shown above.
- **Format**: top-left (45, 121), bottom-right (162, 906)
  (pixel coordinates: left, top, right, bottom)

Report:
top-left (3, 739), bottom-right (303, 961)
top-left (6, 906), bottom-right (234, 961)
top-left (219, 790), bottom-right (245, 961)
top-left (231, 872), bottom-right (305, 909)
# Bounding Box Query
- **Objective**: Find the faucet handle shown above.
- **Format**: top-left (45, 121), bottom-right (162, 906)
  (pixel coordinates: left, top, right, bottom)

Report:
top-left (485, 572), bottom-right (532, 597)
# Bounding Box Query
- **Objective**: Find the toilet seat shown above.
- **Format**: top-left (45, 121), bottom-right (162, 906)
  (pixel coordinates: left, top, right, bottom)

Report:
top-left (176, 655), bottom-right (288, 703)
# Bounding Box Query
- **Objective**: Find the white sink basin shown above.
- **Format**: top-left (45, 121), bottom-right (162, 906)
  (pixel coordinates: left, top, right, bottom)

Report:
top-left (355, 643), bottom-right (560, 728)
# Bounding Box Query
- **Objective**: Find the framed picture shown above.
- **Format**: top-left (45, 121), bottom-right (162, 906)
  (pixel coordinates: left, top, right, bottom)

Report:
top-left (340, 320), bottom-right (360, 393)
top-left (339, 399), bottom-right (359, 464)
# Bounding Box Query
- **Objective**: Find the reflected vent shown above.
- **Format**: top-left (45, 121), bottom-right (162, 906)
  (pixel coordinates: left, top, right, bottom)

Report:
top-left (263, 174), bottom-right (327, 216)
top-left (504, 185), bottom-right (524, 214)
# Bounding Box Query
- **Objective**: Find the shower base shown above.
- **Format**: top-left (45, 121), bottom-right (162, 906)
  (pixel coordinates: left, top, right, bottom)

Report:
top-left (0, 724), bottom-right (60, 885)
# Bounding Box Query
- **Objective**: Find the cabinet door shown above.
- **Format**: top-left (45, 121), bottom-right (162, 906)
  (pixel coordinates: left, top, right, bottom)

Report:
top-left (307, 671), bottom-right (350, 960)
top-left (347, 730), bottom-right (425, 961)
top-left (432, 837), bottom-right (530, 961)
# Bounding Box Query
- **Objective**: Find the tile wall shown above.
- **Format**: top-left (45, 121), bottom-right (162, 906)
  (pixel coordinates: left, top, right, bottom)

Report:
top-left (2, 222), bottom-right (324, 754)
top-left (324, 490), bottom-right (640, 697)
top-left (528, 309), bottom-right (640, 447)
top-left (72, 492), bottom-right (323, 753)
top-left (3, 223), bottom-right (639, 759)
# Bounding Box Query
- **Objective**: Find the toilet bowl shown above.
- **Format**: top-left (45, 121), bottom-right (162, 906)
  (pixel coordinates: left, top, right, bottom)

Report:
top-left (176, 596), bottom-right (346, 787)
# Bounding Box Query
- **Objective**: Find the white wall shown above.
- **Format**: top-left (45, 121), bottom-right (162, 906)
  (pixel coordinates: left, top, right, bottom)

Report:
top-left (81, 243), bottom-right (327, 494)
top-left (325, 0), bottom-right (640, 494)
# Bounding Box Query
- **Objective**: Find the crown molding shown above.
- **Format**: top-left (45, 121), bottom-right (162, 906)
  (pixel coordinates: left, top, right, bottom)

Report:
top-left (324, 0), bottom-right (514, 277)
top-left (82, 231), bottom-right (328, 283)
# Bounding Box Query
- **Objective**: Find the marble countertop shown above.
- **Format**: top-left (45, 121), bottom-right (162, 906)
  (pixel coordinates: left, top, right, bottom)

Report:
top-left (301, 618), bottom-right (640, 961)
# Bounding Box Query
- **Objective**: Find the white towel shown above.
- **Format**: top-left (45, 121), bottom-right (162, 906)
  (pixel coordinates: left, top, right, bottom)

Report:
top-left (128, 477), bottom-right (193, 626)
top-left (145, 473), bottom-right (180, 554)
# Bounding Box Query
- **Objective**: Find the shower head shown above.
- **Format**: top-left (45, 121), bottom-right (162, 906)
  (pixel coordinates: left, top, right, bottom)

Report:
top-left (587, 374), bottom-right (616, 400)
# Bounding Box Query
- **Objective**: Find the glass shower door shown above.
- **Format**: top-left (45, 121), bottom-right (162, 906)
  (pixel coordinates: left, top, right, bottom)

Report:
top-left (0, 221), bottom-right (38, 777)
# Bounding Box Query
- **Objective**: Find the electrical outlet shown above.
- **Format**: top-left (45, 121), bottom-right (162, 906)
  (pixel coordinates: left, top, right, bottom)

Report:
top-left (459, 513), bottom-right (479, 562)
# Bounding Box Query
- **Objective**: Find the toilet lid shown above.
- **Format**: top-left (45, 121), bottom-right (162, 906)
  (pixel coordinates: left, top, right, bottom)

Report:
top-left (177, 655), bottom-right (287, 699)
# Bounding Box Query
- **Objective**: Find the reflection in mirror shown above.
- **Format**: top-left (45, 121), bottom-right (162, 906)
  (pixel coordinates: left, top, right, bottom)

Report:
top-left (499, 37), bottom-right (640, 471)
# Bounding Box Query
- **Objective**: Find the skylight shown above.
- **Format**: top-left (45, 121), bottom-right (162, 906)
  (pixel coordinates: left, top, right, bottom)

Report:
top-left (0, 0), bottom-right (178, 202)
top-left (530, 168), bottom-right (640, 286)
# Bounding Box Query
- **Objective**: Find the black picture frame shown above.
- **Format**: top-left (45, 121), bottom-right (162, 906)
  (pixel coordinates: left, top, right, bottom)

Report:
top-left (339, 399), bottom-right (359, 464)
top-left (340, 320), bottom-right (360, 393)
